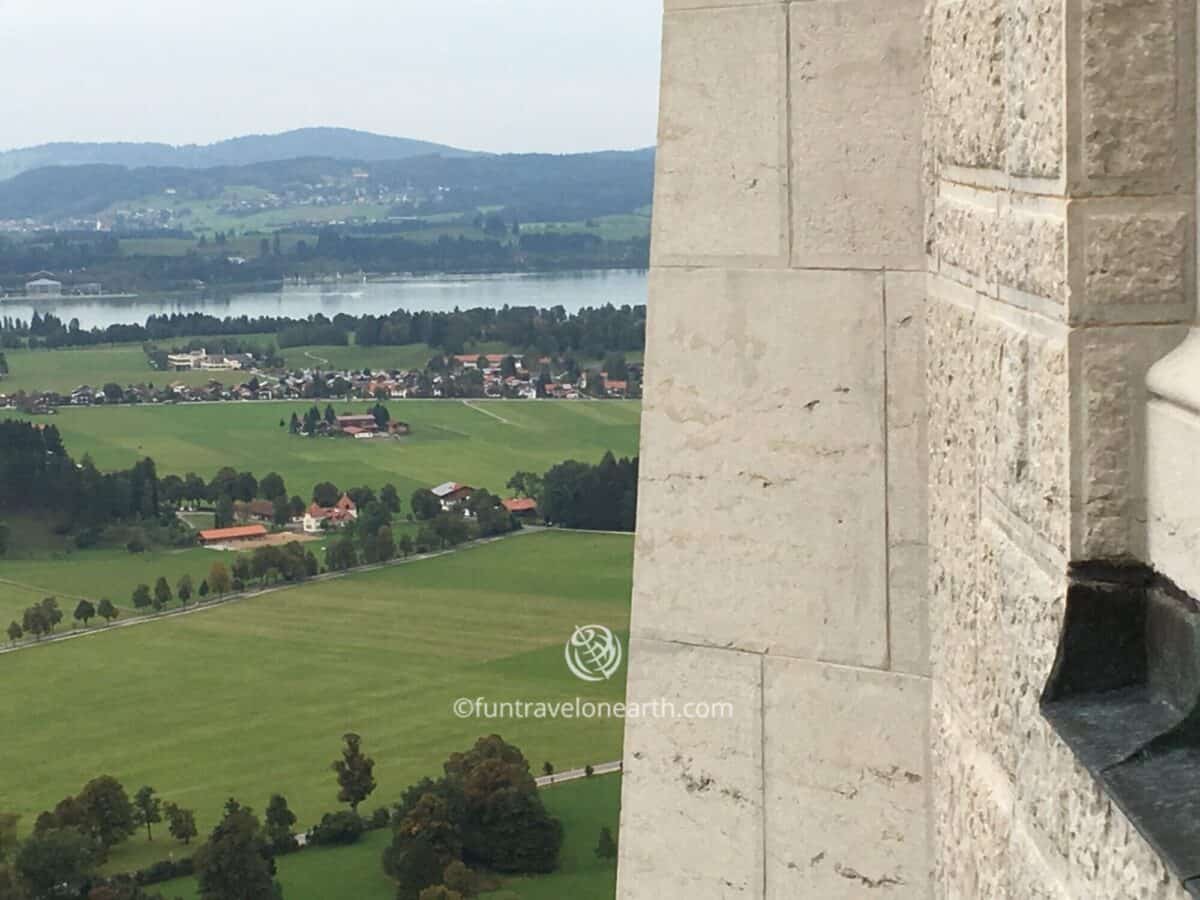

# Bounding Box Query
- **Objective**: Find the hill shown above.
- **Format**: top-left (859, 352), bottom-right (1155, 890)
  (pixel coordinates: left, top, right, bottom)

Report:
top-left (0, 148), bottom-right (655, 226)
top-left (0, 127), bottom-right (476, 181)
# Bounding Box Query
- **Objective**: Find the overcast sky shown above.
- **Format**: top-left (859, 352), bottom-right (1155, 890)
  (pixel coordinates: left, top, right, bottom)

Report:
top-left (0, 0), bottom-right (662, 153)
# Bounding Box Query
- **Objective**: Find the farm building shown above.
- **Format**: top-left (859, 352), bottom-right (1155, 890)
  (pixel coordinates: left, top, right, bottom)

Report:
top-left (25, 278), bottom-right (62, 296)
top-left (235, 499), bottom-right (276, 522)
top-left (198, 524), bottom-right (268, 545)
top-left (336, 414), bottom-right (379, 436)
top-left (431, 481), bottom-right (474, 511)
top-left (502, 498), bottom-right (539, 520)
top-left (303, 493), bottom-right (358, 533)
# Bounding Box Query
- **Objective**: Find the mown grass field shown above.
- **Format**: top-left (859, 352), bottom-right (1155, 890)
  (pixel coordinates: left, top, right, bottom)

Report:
top-left (158, 774), bottom-right (621, 900)
top-left (12, 399), bottom-right (642, 500)
top-left (0, 531), bottom-right (632, 874)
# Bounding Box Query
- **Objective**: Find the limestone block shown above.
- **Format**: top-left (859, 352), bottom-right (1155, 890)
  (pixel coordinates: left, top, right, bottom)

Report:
top-left (764, 658), bottom-right (929, 897)
top-left (633, 268), bottom-right (888, 667)
top-left (1076, 0), bottom-right (1192, 192)
top-left (933, 189), bottom-right (998, 292)
top-left (617, 638), bottom-right (763, 899)
top-left (926, 293), bottom-right (984, 692)
top-left (996, 197), bottom-right (1067, 306)
top-left (789, 0), bottom-right (924, 269)
top-left (1005, 0), bottom-right (1064, 178)
top-left (1148, 334), bottom-right (1200, 599)
top-left (886, 272), bottom-right (929, 676)
top-left (1069, 324), bottom-right (1188, 560)
top-left (930, 0), bottom-right (1006, 170)
top-left (652, 5), bottom-right (789, 267)
top-left (1069, 199), bottom-right (1194, 324)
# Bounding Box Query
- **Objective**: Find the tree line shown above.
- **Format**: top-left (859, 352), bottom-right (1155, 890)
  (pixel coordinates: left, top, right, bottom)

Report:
top-left (508, 451), bottom-right (639, 532)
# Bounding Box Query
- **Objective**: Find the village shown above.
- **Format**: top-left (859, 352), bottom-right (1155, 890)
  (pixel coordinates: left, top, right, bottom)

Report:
top-left (0, 347), bottom-right (640, 412)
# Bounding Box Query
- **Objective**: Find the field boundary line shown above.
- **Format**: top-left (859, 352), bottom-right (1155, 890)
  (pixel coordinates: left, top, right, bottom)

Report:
top-left (0, 528), bottom-right (544, 657)
top-left (461, 399), bottom-right (514, 424)
top-left (536, 760), bottom-right (622, 788)
top-left (0, 577), bottom-right (91, 602)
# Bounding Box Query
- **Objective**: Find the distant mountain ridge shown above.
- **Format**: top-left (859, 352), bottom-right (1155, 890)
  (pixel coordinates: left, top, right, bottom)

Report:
top-left (0, 127), bottom-right (479, 181)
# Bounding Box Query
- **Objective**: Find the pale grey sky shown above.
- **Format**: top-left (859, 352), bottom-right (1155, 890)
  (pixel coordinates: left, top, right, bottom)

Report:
top-left (0, 0), bottom-right (662, 153)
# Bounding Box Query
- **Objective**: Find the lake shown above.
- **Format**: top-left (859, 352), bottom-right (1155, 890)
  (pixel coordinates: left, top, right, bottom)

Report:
top-left (0, 268), bottom-right (648, 330)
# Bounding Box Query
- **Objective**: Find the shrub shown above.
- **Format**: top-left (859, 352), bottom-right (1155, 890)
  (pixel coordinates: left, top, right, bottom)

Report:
top-left (307, 810), bottom-right (364, 847)
top-left (368, 807), bottom-right (391, 830)
top-left (133, 856), bottom-right (194, 885)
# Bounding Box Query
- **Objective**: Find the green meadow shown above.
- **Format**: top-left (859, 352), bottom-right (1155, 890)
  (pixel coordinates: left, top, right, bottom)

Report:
top-left (158, 774), bottom-right (621, 900)
top-left (0, 531), bottom-right (632, 874)
top-left (10, 399), bottom-right (642, 499)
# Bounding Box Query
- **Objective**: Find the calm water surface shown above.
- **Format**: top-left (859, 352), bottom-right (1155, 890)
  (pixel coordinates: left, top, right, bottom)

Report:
top-left (1, 269), bottom-right (648, 330)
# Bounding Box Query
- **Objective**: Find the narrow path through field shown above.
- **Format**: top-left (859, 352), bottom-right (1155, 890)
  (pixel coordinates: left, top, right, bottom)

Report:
top-left (537, 760), bottom-right (622, 787)
top-left (303, 350), bottom-right (330, 365)
top-left (0, 529), bottom-right (543, 657)
top-left (461, 399), bottom-right (514, 424)
top-left (0, 577), bottom-right (91, 602)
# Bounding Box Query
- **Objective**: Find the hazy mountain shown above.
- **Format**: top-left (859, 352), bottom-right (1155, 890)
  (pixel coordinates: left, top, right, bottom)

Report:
top-left (0, 127), bottom-right (478, 181)
top-left (0, 149), bottom-right (656, 225)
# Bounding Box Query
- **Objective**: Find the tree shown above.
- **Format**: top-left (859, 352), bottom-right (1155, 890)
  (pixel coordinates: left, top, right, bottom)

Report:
top-left (332, 733), bottom-right (376, 812)
top-left (323, 404), bottom-right (337, 425)
top-left (273, 496), bottom-right (290, 526)
top-left (442, 860), bottom-right (478, 897)
top-left (411, 489), bottom-right (441, 521)
top-left (398, 534), bottom-right (415, 558)
top-left (153, 577), bottom-right (172, 611)
top-left (288, 412), bottom-right (301, 435)
top-left (15, 828), bottom-right (95, 898)
top-left (0, 811), bottom-right (18, 864)
top-left (215, 495), bottom-right (235, 529)
top-left (98, 598), bottom-right (118, 624)
top-left (259, 472), bottom-right (287, 501)
top-left (0, 522), bottom-right (9, 557)
top-left (542, 762), bottom-right (554, 777)
top-left (380, 483), bottom-right (401, 513)
top-left (198, 580), bottom-right (210, 599)
top-left (208, 562), bottom-right (231, 596)
top-left (131, 584), bottom-right (151, 609)
top-left (133, 786), bottom-right (161, 841)
top-left (74, 599), bottom-right (96, 626)
top-left (77, 775), bottom-right (137, 850)
top-left (594, 826), bottom-right (618, 860)
top-left (418, 888), bottom-right (463, 900)
top-left (370, 403), bottom-right (390, 429)
top-left (177, 574), bottom-right (194, 606)
top-left (386, 835), bottom-right (443, 900)
top-left (372, 526), bottom-right (396, 564)
top-left (325, 538), bottom-right (357, 572)
top-left (194, 799), bottom-right (280, 900)
top-left (6, 620), bottom-right (21, 644)
top-left (164, 802), bottom-right (198, 845)
top-left (39, 597), bottom-right (61, 633)
top-left (313, 482), bottom-right (340, 508)
top-left (264, 795), bottom-right (297, 854)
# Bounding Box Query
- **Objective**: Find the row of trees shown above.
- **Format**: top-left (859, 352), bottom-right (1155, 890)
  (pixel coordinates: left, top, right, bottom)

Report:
top-left (508, 450), bottom-right (639, 532)
top-left (3, 303), bottom-right (646, 361)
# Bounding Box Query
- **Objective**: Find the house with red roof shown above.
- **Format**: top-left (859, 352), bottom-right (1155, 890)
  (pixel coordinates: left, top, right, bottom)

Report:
top-left (303, 493), bottom-right (359, 533)
top-left (199, 524), bottom-right (268, 545)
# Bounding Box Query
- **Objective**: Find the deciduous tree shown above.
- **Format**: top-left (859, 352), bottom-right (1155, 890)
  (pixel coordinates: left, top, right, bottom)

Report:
top-left (133, 786), bottom-right (161, 841)
top-left (74, 599), bottom-right (96, 626)
top-left (332, 733), bottom-right (376, 812)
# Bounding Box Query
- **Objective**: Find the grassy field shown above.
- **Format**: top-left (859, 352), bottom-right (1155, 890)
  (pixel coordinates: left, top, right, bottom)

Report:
top-left (157, 774), bottom-right (621, 900)
top-left (11, 400), bottom-right (642, 500)
top-left (0, 531), bottom-right (632, 874)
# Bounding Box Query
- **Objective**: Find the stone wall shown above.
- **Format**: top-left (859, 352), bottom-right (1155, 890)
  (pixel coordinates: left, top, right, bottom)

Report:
top-left (620, 0), bottom-right (1198, 897)
top-left (618, 2), bottom-right (931, 897)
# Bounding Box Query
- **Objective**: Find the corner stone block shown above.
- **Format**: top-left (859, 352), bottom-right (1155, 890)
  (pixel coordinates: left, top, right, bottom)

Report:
top-left (634, 267), bottom-right (888, 667)
top-left (789, 0), bottom-right (925, 269)
top-left (764, 657), bottom-right (930, 898)
top-left (652, 4), bottom-right (789, 267)
top-left (617, 638), bottom-right (764, 900)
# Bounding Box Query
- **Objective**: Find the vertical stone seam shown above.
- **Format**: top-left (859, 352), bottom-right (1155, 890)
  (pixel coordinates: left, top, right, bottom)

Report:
top-left (758, 651), bottom-right (768, 899)
top-left (883, 270), bottom-right (894, 671)
top-left (783, 1), bottom-right (794, 264)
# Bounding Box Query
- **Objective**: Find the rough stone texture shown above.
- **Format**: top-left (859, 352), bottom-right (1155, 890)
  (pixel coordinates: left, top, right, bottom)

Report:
top-left (1005, 0), bottom-right (1064, 178)
top-left (1071, 201), bottom-right (1193, 322)
top-left (930, 0), bottom-right (1005, 170)
top-left (764, 658), bottom-right (929, 897)
top-left (633, 267), bottom-right (888, 667)
top-left (887, 272), bottom-right (930, 676)
top-left (933, 189), bottom-right (997, 292)
top-left (1070, 324), bottom-right (1188, 560)
top-left (996, 199), bottom-right (1067, 305)
top-left (789, 0), bottom-right (924, 269)
top-left (652, 5), bottom-right (789, 267)
top-left (1078, 0), bottom-right (1185, 188)
top-left (617, 639), bottom-right (764, 899)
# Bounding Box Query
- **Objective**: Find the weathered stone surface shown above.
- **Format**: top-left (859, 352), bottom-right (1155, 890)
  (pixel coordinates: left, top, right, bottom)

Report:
top-left (930, 0), bottom-right (1005, 169)
top-left (764, 658), bottom-right (929, 897)
top-left (1078, 0), bottom-right (1187, 188)
top-left (996, 198), bottom-right (1067, 304)
top-left (789, 0), bottom-right (924, 269)
top-left (1071, 201), bottom-right (1193, 322)
top-left (933, 190), bottom-right (997, 291)
top-left (634, 267), bottom-right (887, 667)
top-left (1005, 0), bottom-right (1064, 178)
top-left (887, 272), bottom-right (929, 676)
top-left (1070, 324), bottom-right (1188, 560)
top-left (652, 6), bottom-right (789, 266)
top-left (617, 638), bottom-right (763, 899)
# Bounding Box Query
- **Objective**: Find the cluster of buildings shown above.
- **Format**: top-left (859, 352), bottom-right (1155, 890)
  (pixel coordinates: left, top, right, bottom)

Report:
top-left (302, 494), bottom-right (359, 533)
top-left (165, 349), bottom-right (255, 372)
